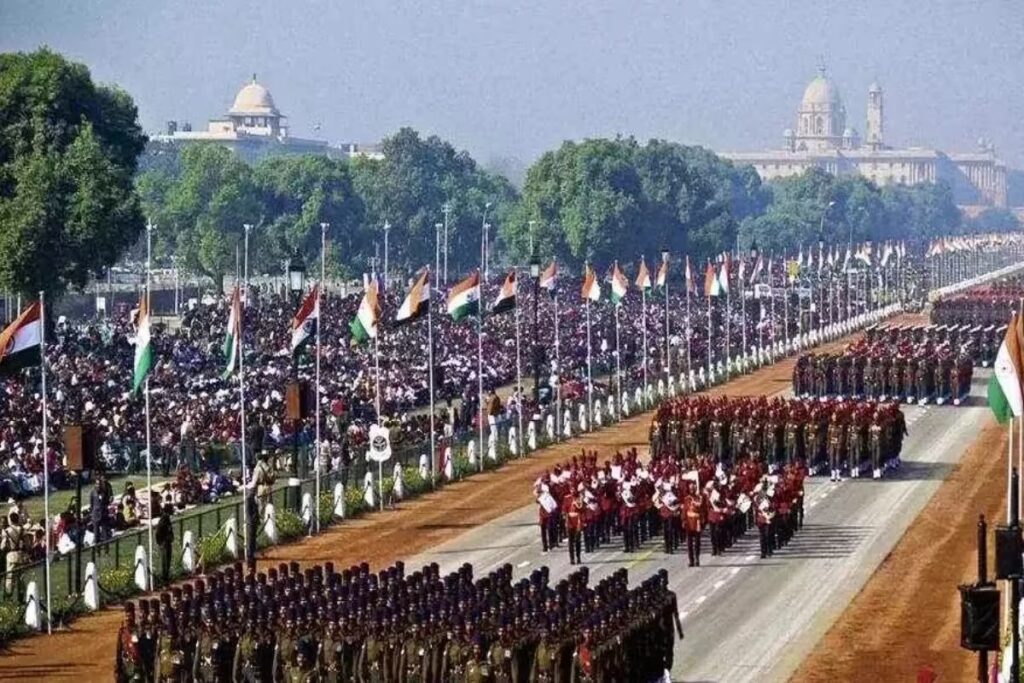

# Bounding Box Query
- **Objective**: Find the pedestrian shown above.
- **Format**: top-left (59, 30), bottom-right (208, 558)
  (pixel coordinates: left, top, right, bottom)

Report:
top-left (154, 506), bottom-right (174, 586)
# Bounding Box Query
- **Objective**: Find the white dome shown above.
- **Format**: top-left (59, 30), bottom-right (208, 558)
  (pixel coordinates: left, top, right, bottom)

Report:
top-left (229, 77), bottom-right (279, 116)
top-left (801, 74), bottom-right (842, 109)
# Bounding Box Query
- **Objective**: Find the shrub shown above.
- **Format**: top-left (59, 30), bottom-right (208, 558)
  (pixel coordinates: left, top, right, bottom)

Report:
top-left (344, 484), bottom-right (369, 518)
top-left (275, 509), bottom-right (306, 542)
top-left (0, 602), bottom-right (26, 646)
top-left (99, 566), bottom-right (137, 602)
top-left (196, 532), bottom-right (229, 572)
top-left (318, 492), bottom-right (336, 526)
top-left (48, 593), bottom-right (86, 628)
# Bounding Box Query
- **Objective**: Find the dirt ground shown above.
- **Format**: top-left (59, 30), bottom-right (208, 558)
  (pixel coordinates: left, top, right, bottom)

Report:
top-left (0, 317), bottom-right (934, 680)
top-left (792, 416), bottom-right (1007, 683)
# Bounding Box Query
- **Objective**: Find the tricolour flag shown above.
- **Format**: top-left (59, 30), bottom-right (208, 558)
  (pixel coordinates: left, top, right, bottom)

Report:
top-left (491, 270), bottom-right (517, 314)
top-left (988, 313), bottom-right (1024, 424)
top-left (350, 282), bottom-right (380, 344)
top-left (704, 262), bottom-right (720, 297)
top-left (132, 294), bottom-right (153, 394)
top-left (291, 283), bottom-right (320, 353)
top-left (718, 256), bottom-right (730, 294)
top-left (655, 259), bottom-right (668, 289)
top-left (222, 286), bottom-right (241, 379)
top-left (636, 259), bottom-right (652, 290)
top-left (581, 265), bottom-right (600, 302)
top-left (396, 270), bottom-right (431, 325)
top-left (0, 301), bottom-right (42, 376)
top-left (611, 263), bottom-right (629, 304)
top-left (685, 256), bottom-right (694, 294)
top-left (447, 271), bottom-right (481, 322)
top-left (540, 261), bottom-right (557, 295)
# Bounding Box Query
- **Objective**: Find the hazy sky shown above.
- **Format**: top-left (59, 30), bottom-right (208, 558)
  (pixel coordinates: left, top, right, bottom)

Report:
top-left (4, 1), bottom-right (1023, 169)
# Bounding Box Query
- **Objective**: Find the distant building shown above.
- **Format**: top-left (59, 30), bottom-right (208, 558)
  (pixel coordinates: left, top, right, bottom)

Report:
top-left (720, 70), bottom-right (1008, 208)
top-left (150, 75), bottom-right (383, 164)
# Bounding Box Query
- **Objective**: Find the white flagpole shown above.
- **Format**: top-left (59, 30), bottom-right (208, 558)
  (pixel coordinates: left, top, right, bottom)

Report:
top-left (740, 263), bottom-right (747, 363)
top-left (477, 270), bottom-right (484, 472)
top-left (554, 287), bottom-right (562, 440)
top-left (706, 287), bottom-right (712, 379)
top-left (144, 222), bottom-right (155, 585)
top-left (585, 266), bottom-right (594, 426)
top-left (664, 254), bottom-right (671, 381)
top-left (725, 261), bottom-right (731, 372)
top-left (427, 272), bottom-right (437, 483)
top-left (315, 223), bottom-right (326, 533)
top-left (685, 266), bottom-right (692, 377)
top-left (641, 263), bottom-right (648, 398)
top-left (514, 273), bottom-right (523, 455)
top-left (239, 226), bottom-right (250, 565)
top-left (615, 290), bottom-right (623, 414)
top-left (40, 291), bottom-right (51, 633)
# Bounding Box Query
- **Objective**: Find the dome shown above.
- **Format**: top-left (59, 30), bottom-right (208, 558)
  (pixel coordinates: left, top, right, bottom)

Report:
top-left (801, 74), bottom-right (842, 109)
top-left (229, 76), bottom-right (279, 116)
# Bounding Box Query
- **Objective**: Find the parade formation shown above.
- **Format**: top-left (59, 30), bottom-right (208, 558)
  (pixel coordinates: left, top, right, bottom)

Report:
top-left (115, 559), bottom-right (683, 682)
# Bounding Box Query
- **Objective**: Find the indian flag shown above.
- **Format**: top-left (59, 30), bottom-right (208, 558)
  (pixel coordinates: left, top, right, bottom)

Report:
top-left (290, 283), bottom-right (319, 353)
top-left (655, 258), bottom-right (667, 289)
top-left (222, 286), bottom-right (241, 379)
top-left (611, 263), bottom-right (629, 304)
top-left (396, 270), bottom-right (431, 325)
top-left (581, 265), bottom-right (600, 302)
top-left (491, 270), bottom-right (517, 314)
top-left (447, 271), bottom-right (480, 322)
top-left (350, 282), bottom-right (380, 343)
top-left (718, 256), bottom-right (730, 294)
top-left (988, 313), bottom-right (1024, 424)
top-left (636, 259), bottom-right (652, 290)
top-left (540, 261), bottom-right (557, 295)
top-left (685, 256), bottom-right (694, 294)
top-left (0, 301), bottom-right (42, 376)
top-left (132, 294), bottom-right (153, 394)
top-left (704, 262), bottom-right (720, 297)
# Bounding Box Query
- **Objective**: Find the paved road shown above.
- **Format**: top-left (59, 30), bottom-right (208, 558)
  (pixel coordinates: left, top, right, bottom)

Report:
top-left (405, 372), bottom-right (991, 683)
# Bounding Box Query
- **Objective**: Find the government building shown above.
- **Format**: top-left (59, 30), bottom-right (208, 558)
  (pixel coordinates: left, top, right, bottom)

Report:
top-left (150, 76), bottom-right (382, 164)
top-left (721, 70), bottom-right (1008, 208)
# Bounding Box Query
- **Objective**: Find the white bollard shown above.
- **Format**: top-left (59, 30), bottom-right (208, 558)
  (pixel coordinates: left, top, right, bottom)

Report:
top-left (419, 454), bottom-right (429, 481)
top-left (443, 445), bottom-right (454, 480)
top-left (528, 420), bottom-right (538, 451)
top-left (563, 411), bottom-right (573, 439)
top-left (508, 425), bottom-right (519, 456)
top-left (24, 581), bottom-right (40, 630)
top-left (181, 530), bottom-right (196, 575)
top-left (224, 517), bottom-right (239, 558)
top-left (362, 472), bottom-right (375, 509)
top-left (134, 545), bottom-right (149, 592)
top-left (263, 503), bottom-right (278, 545)
top-left (333, 482), bottom-right (346, 519)
top-left (301, 493), bottom-right (314, 527)
top-left (544, 413), bottom-right (554, 442)
top-left (487, 430), bottom-right (498, 461)
top-left (593, 399), bottom-right (603, 428)
top-left (467, 439), bottom-right (477, 465)
top-left (83, 561), bottom-right (100, 611)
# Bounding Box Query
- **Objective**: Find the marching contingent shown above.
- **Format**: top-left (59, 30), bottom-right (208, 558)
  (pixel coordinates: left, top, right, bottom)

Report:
top-left (0, 229), bottom-right (1019, 681)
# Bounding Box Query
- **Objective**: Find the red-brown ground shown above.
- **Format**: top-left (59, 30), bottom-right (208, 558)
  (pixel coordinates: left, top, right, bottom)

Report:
top-left (1, 317), bottom-right (941, 680)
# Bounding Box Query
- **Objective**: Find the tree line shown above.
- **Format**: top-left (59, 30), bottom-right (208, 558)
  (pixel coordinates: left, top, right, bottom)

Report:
top-left (1, 49), bottom-right (1019, 299)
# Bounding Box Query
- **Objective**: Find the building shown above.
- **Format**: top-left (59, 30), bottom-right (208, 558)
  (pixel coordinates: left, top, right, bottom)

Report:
top-left (150, 75), bottom-right (383, 164)
top-left (721, 70), bottom-right (1008, 208)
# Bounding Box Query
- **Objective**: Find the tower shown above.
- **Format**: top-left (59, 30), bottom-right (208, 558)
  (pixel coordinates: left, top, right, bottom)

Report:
top-left (866, 81), bottom-right (884, 151)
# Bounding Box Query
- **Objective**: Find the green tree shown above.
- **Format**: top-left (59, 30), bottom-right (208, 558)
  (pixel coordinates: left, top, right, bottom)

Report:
top-left (967, 207), bottom-right (1020, 233)
top-left (0, 49), bottom-right (147, 298)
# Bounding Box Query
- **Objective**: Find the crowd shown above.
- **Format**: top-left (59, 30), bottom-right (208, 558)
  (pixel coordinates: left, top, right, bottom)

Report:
top-left (793, 325), bottom-right (976, 404)
top-left (115, 559), bottom-right (683, 682)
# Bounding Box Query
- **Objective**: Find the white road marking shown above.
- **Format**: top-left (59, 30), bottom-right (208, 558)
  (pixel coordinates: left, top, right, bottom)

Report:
top-left (730, 567), bottom-right (741, 576)
top-left (713, 580), bottom-right (726, 591)
top-left (679, 611), bottom-right (689, 621)
top-left (517, 561), bottom-right (530, 568)
top-left (695, 595), bottom-right (707, 605)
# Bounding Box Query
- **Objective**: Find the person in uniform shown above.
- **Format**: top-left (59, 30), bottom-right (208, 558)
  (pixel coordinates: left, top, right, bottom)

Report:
top-left (683, 486), bottom-right (703, 568)
top-left (153, 614), bottom-right (187, 683)
top-left (2, 511), bottom-right (26, 598)
top-left (115, 603), bottom-right (146, 683)
top-left (564, 490), bottom-right (584, 566)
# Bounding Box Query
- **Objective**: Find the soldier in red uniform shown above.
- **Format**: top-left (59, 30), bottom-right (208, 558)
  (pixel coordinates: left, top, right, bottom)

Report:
top-left (565, 489), bottom-right (585, 565)
top-left (116, 602), bottom-right (146, 682)
top-left (683, 485), bottom-right (704, 567)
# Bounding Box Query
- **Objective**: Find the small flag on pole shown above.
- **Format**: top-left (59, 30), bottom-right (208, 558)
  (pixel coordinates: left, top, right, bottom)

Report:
top-left (611, 263), bottom-right (629, 304)
top-left (447, 271), bottom-right (481, 322)
top-left (396, 270), bottom-right (431, 325)
top-left (491, 270), bottom-right (517, 314)
top-left (655, 258), bottom-right (668, 289)
top-left (581, 265), bottom-right (600, 301)
top-left (636, 259), bottom-right (652, 290)
top-left (718, 256), bottom-right (730, 294)
top-left (132, 294), bottom-right (153, 394)
top-left (290, 283), bottom-right (320, 353)
top-left (540, 261), bottom-right (557, 295)
top-left (685, 256), bottom-right (694, 294)
top-left (704, 262), bottom-right (720, 297)
top-left (222, 286), bottom-right (242, 379)
top-left (988, 313), bottom-right (1024, 424)
top-left (0, 301), bottom-right (42, 376)
top-left (349, 282), bottom-right (380, 344)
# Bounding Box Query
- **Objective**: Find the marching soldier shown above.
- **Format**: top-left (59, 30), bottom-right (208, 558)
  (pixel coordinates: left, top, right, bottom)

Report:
top-left (565, 490), bottom-right (585, 565)
top-left (683, 485), bottom-right (703, 567)
top-left (115, 603), bottom-right (146, 683)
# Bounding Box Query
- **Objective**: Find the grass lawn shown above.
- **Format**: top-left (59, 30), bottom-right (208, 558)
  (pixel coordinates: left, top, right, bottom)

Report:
top-left (19, 472), bottom-right (176, 524)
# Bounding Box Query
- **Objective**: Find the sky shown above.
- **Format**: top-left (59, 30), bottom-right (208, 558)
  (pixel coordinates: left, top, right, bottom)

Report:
top-left (3, 0), bottom-right (1023, 172)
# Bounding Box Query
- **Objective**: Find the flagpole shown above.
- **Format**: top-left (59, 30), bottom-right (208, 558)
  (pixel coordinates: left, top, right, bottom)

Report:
top-left (514, 272), bottom-right (523, 455)
top-left (585, 264), bottom-right (594, 427)
top-left (770, 256), bottom-right (777, 354)
top-left (663, 254), bottom-right (671, 383)
top-left (427, 272), bottom-right (437, 484)
top-left (725, 259), bottom-right (731, 373)
top-left (554, 287), bottom-right (562, 440)
top-left (707, 287), bottom-right (712, 380)
top-left (315, 223), bottom-right (327, 533)
top-left (615, 289), bottom-right (623, 415)
top-left (476, 269), bottom-right (484, 472)
top-left (641, 262), bottom-right (648, 398)
top-left (740, 262), bottom-right (747, 366)
top-left (239, 225), bottom-right (251, 566)
top-left (40, 291), bottom-right (51, 633)
top-left (144, 222), bottom-right (155, 585)
top-left (685, 260), bottom-right (692, 379)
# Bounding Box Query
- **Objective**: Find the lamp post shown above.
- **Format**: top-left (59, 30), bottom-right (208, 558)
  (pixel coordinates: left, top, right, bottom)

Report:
top-left (531, 250), bottom-right (541, 407)
top-left (442, 202), bottom-right (452, 284)
top-left (435, 222), bottom-right (443, 279)
top-left (287, 251), bottom-right (306, 512)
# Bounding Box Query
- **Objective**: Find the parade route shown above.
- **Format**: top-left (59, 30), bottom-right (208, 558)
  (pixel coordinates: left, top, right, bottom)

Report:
top-left (400, 373), bottom-right (990, 683)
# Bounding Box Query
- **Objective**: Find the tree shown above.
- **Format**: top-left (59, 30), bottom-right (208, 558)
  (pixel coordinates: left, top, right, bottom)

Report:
top-left (967, 207), bottom-right (1021, 233)
top-left (0, 49), bottom-right (147, 298)
top-left (350, 128), bottom-right (518, 278)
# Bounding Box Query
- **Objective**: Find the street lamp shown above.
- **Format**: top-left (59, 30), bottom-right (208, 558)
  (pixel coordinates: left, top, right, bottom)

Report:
top-left (383, 221), bottom-right (390, 289)
top-left (435, 222), bottom-right (443, 278)
top-left (531, 250), bottom-right (541, 407)
top-left (288, 252), bottom-right (306, 296)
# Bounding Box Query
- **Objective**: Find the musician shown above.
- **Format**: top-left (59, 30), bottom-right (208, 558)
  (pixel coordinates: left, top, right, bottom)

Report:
top-left (683, 485), bottom-right (703, 567)
top-left (658, 483), bottom-right (680, 554)
top-left (754, 483), bottom-right (775, 559)
top-left (565, 489), bottom-right (585, 565)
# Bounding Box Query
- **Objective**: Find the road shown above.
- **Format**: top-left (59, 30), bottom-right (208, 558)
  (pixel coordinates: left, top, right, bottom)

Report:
top-left (404, 372), bottom-right (992, 683)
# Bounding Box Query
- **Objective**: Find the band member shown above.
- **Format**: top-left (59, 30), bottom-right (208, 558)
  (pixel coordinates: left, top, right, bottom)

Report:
top-left (565, 490), bottom-right (585, 565)
top-left (683, 485), bottom-right (703, 567)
